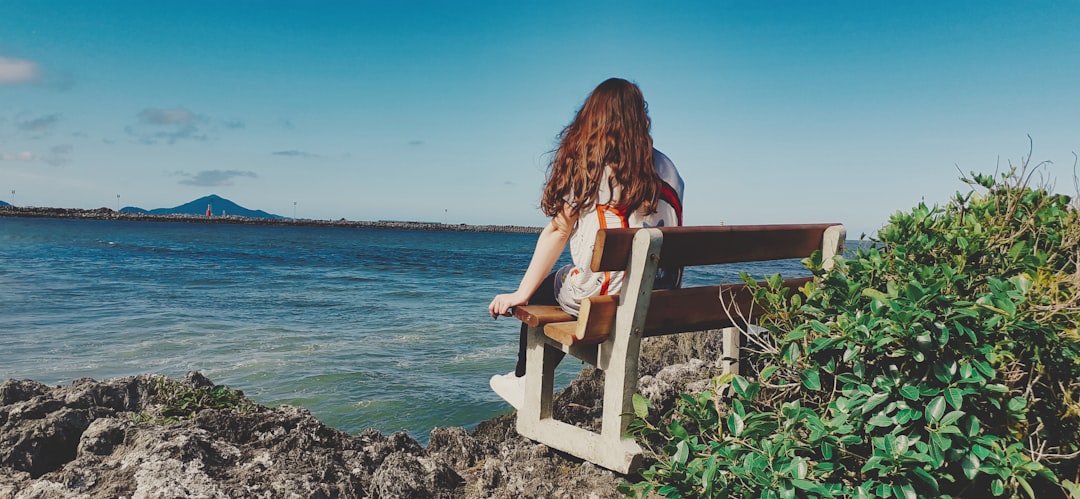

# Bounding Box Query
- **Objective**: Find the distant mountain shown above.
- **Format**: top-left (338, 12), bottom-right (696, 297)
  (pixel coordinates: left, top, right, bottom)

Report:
top-left (0, 200), bottom-right (9, 207)
top-left (121, 195), bottom-right (283, 219)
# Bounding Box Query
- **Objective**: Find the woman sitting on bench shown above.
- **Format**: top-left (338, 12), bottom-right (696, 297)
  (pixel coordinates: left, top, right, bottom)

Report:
top-left (487, 77), bottom-right (685, 409)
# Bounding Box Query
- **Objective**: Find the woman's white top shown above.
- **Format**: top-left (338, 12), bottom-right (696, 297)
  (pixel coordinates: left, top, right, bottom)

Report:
top-left (554, 149), bottom-right (684, 315)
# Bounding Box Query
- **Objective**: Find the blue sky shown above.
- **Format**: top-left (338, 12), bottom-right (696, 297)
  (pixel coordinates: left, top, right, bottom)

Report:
top-left (1, 1), bottom-right (1078, 237)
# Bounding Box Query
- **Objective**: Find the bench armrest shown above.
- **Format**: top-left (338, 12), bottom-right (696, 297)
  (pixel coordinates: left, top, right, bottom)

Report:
top-left (512, 305), bottom-right (574, 328)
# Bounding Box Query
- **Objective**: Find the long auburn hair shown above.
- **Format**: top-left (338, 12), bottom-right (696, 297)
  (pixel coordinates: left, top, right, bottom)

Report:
top-left (541, 78), bottom-right (662, 218)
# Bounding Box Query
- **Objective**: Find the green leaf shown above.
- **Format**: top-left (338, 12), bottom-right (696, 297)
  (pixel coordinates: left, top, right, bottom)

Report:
top-left (779, 481), bottom-right (796, 499)
top-left (896, 482), bottom-right (917, 499)
top-left (801, 368), bottom-right (822, 390)
top-left (911, 467), bottom-right (939, 494)
top-left (1060, 480), bottom-right (1080, 499)
top-left (940, 410), bottom-right (965, 426)
top-left (791, 457), bottom-right (808, 479)
top-left (732, 376), bottom-right (751, 398)
top-left (863, 392), bottom-right (890, 413)
top-left (862, 288), bottom-right (889, 301)
top-left (860, 455), bottom-right (885, 474)
top-left (867, 414), bottom-right (894, 427)
top-left (930, 432), bottom-right (952, 452)
top-left (928, 441), bottom-right (944, 468)
top-left (632, 393), bottom-right (650, 418)
top-left (701, 456), bottom-right (719, 495)
top-left (783, 342), bottom-right (802, 364)
top-left (973, 360), bottom-right (995, 378)
top-left (927, 396), bottom-right (946, 422)
top-left (669, 420), bottom-right (689, 441)
top-left (784, 329), bottom-right (807, 342)
top-left (673, 440), bottom-right (689, 465)
top-left (1018, 476), bottom-right (1036, 499)
top-left (728, 412), bottom-right (745, 437)
top-left (658, 484), bottom-right (679, 495)
top-left (1007, 396), bottom-right (1027, 413)
top-left (899, 385), bottom-right (919, 401)
top-left (944, 388), bottom-right (963, 410)
top-left (962, 452), bottom-right (980, 480)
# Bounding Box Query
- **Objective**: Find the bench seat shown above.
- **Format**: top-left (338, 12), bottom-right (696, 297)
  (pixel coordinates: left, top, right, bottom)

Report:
top-left (515, 276), bottom-right (813, 347)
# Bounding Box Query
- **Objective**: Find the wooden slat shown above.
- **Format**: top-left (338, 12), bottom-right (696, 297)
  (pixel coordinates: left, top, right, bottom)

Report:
top-left (579, 296), bottom-right (617, 344)
top-left (513, 305), bottom-right (573, 328)
top-left (542, 277), bottom-right (812, 346)
top-left (591, 224), bottom-right (840, 272)
top-left (542, 297), bottom-right (618, 346)
top-left (543, 321), bottom-right (579, 345)
top-left (644, 277), bottom-right (811, 336)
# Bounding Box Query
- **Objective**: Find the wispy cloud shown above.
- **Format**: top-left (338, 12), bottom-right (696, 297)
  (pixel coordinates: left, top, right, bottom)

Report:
top-left (44, 144), bottom-right (73, 166)
top-left (138, 108), bottom-right (196, 125)
top-left (0, 57), bottom-right (40, 84)
top-left (175, 169), bottom-right (257, 187)
top-left (0, 144), bottom-right (71, 166)
top-left (272, 149), bottom-right (319, 158)
top-left (0, 151), bottom-right (35, 162)
top-left (16, 114), bottom-right (61, 137)
top-left (127, 107), bottom-right (209, 145)
top-left (408, 140), bottom-right (425, 146)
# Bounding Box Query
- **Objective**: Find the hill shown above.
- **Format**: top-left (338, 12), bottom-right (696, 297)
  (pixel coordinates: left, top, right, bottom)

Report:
top-left (0, 200), bottom-right (9, 207)
top-left (121, 195), bottom-right (283, 219)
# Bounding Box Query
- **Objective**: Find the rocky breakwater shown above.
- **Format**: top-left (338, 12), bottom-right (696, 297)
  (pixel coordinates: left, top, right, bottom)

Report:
top-left (0, 331), bottom-right (729, 498)
top-left (0, 206), bottom-right (542, 234)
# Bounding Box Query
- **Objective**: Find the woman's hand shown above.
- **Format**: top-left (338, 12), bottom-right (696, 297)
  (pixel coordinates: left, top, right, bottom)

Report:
top-left (489, 291), bottom-right (530, 319)
top-left (489, 209), bottom-right (576, 320)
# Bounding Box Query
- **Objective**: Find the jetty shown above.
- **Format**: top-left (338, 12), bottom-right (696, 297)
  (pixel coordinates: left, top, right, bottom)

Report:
top-left (0, 206), bottom-right (542, 234)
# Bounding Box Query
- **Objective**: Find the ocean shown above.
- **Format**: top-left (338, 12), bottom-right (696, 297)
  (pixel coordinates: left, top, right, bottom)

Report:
top-left (0, 217), bottom-right (811, 442)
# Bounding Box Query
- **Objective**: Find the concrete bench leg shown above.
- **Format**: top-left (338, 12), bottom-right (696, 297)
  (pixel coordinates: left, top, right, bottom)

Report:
top-left (520, 325), bottom-right (556, 421)
top-left (516, 324), bottom-right (644, 474)
top-left (516, 229), bottom-right (663, 474)
top-left (721, 326), bottom-right (741, 377)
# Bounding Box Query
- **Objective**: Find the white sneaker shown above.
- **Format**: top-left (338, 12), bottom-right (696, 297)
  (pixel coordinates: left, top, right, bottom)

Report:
top-left (489, 371), bottom-right (525, 410)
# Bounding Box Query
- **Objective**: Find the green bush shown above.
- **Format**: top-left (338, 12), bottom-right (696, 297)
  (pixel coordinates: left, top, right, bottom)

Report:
top-left (624, 164), bottom-right (1080, 498)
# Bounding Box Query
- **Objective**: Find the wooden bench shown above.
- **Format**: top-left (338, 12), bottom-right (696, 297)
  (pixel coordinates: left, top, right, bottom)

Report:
top-left (511, 223), bottom-right (846, 474)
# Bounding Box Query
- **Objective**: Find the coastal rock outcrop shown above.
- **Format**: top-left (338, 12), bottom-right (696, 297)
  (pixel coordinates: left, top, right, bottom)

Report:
top-left (0, 331), bottom-right (729, 498)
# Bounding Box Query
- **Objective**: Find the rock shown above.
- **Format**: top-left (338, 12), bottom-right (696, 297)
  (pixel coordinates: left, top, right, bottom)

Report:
top-left (371, 451), bottom-right (463, 498)
top-left (0, 330), bottom-right (728, 497)
top-left (427, 426), bottom-right (489, 470)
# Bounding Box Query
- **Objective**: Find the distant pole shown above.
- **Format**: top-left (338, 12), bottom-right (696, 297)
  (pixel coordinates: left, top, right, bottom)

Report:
top-left (293, 201), bottom-right (297, 219)
top-left (444, 209), bottom-right (448, 224)
top-left (116, 194), bottom-right (120, 211)
top-left (10, 190), bottom-right (13, 207)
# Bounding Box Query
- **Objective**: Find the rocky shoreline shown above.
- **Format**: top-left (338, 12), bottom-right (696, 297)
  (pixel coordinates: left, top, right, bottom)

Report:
top-left (0, 206), bottom-right (543, 234)
top-left (0, 331), bottom-right (727, 498)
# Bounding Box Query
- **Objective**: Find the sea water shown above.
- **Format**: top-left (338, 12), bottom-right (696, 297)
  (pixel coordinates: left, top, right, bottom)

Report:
top-left (0, 217), bottom-right (810, 442)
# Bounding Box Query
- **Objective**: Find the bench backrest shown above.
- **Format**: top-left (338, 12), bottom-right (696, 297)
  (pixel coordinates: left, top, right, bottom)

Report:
top-left (591, 223), bottom-right (841, 270)
top-left (544, 223), bottom-right (845, 345)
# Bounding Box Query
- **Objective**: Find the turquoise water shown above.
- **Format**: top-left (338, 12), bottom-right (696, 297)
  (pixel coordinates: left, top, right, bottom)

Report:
top-left (0, 217), bottom-right (810, 441)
